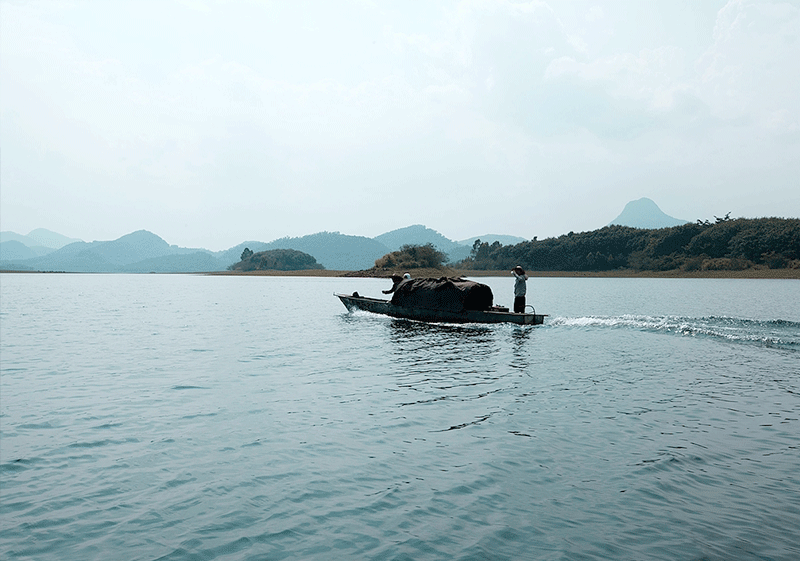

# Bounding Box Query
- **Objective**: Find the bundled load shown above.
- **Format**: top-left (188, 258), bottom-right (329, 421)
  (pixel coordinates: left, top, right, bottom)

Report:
top-left (390, 277), bottom-right (493, 313)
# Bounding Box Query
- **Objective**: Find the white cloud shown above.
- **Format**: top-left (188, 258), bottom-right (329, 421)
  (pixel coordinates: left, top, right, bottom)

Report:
top-left (1, 0), bottom-right (797, 248)
top-left (697, 0), bottom-right (800, 133)
top-left (544, 46), bottom-right (687, 109)
top-left (585, 6), bottom-right (604, 23)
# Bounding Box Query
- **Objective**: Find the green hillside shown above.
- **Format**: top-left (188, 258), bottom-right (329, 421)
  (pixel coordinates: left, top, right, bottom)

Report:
top-left (460, 217), bottom-right (800, 273)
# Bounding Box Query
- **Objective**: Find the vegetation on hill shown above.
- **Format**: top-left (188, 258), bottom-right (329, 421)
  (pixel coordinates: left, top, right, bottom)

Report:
top-left (228, 248), bottom-right (324, 272)
top-left (458, 217), bottom-right (800, 273)
top-left (374, 244), bottom-right (448, 270)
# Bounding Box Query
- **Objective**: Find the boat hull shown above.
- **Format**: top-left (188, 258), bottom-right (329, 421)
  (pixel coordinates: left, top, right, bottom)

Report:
top-left (336, 293), bottom-right (546, 325)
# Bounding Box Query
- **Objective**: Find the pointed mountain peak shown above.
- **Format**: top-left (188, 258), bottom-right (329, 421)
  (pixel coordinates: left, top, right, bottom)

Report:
top-left (609, 198), bottom-right (689, 229)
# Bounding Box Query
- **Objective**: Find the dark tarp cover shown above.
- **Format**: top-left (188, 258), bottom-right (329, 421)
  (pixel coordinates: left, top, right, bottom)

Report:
top-left (390, 277), bottom-right (493, 313)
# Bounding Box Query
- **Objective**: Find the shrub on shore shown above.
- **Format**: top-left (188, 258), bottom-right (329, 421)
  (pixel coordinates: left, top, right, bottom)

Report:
top-left (374, 244), bottom-right (447, 270)
top-left (228, 248), bottom-right (324, 272)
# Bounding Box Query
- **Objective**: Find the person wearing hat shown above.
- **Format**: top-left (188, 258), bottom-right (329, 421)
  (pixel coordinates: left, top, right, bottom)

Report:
top-left (512, 266), bottom-right (528, 313)
top-left (383, 274), bottom-right (404, 294)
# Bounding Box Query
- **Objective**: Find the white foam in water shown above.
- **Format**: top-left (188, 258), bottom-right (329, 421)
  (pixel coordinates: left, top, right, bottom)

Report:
top-left (550, 314), bottom-right (799, 349)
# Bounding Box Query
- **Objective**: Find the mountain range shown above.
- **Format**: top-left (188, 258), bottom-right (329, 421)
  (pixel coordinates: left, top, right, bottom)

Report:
top-left (0, 226), bottom-right (522, 273)
top-left (0, 199), bottom-right (685, 273)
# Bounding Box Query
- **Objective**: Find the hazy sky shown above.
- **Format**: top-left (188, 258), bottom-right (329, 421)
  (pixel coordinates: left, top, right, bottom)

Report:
top-left (2, 0), bottom-right (798, 250)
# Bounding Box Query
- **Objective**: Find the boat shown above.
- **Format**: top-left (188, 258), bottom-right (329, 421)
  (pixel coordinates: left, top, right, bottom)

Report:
top-left (335, 292), bottom-right (546, 325)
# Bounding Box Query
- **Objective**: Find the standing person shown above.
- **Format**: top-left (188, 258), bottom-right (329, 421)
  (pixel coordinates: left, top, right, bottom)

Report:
top-left (512, 266), bottom-right (528, 313)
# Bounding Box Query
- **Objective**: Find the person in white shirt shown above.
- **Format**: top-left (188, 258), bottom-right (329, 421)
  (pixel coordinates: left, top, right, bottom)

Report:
top-left (512, 266), bottom-right (528, 313)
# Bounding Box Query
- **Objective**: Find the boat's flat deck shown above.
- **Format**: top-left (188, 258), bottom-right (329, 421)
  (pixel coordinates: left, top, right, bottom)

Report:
top-left (336, 293), bottom-right (546, 325)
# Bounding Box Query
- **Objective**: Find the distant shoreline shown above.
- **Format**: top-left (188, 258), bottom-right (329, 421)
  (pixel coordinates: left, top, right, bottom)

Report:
top-left (3, 268), bottom-right (797, 279)
top-left (205, 268), bottom-right (800, 280)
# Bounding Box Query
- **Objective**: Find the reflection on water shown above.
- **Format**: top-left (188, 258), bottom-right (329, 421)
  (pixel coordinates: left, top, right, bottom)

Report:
top-left (382, 319), bottom-right (507, 408)
top-left (378, 320), bottom-right (548, 420)
top-left (386, 319), bottom-right (497, 366)
top-left (387, 318), bottom-right (494, 349)
top-left (337, 312), bottom-right (542, 407)
top-left (510, 326), bottom-right (533, 371)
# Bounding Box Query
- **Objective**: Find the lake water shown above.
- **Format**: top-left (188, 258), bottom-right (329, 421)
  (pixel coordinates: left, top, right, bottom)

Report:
top-left (1, 273), bottom-right (799, 561)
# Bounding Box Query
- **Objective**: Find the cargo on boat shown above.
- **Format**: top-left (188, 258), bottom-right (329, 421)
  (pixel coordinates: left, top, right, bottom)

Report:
top-left (335, 277), bottom-right (546, 325)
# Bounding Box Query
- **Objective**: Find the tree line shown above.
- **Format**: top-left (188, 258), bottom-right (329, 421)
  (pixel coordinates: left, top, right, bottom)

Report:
top-left (458, 217), bottom-right (800, 272)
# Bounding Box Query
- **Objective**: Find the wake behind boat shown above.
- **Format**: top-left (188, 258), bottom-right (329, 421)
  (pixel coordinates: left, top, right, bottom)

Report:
top-left (335, 276), bottom-right (546, 325)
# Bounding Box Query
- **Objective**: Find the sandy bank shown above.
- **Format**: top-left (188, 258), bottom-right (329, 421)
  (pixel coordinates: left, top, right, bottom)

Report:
top-left (206, 267), bottom-right (799, 280)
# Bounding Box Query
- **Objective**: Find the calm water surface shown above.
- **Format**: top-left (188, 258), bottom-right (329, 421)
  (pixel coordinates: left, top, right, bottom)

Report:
top-left (1, 274), bottom-right (799, 560)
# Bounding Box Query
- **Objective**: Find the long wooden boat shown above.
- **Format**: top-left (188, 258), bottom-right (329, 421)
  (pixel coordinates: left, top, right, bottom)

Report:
top-left (335, 292), bottom-right (546, 325)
